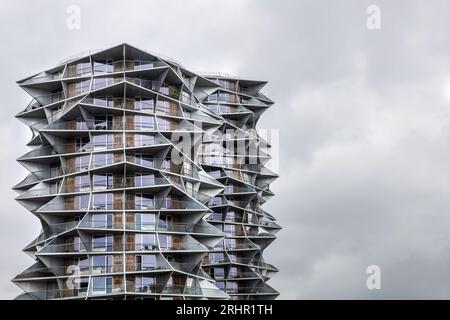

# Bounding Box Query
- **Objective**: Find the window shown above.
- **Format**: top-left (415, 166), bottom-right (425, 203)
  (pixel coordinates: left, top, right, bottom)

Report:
top-left (75, 118), bottom-right (87, 130)
top-left (223, 224), bottom-right (236, 235)
top-left (226, 281), bottom-right (238, 293)
top-left (207, 93), bottom-right (218, 102)
top-left (135, 134), bottom-right (154, 147)
top-left (228, 267), bottom-right (238, 278)
top-left (215, 281), bottom-right (225, 291)
top-left (93, 96), bottom-right (113, 107)
top-left (157, 118), bottom-right (176, 130)
top-left (93, 134), bottom-right (113, 150)
top-left (212, 267), bottom-right (225, 279)
top-left (209, 252), bottom-right (224, 263)
top-left (94, 60), bottom-right (113, 73)
top-left (75, 155), bottom-right (90, 171)
top-left (74, 194), bottom-right (89, 210)
top-left (136, 254), bottom-right (156, 270)
top-left (94, 77), bottom-right (116, 89)
top-left (134, 97), bottom-right (154, 111)
top-left (92, 276), bottom-right (113, 294)
top-left (92, 213), bottom-right (113, 229)
top-left (135, 234), bottom-right (156, 251)
top-left (92, 235), bottom-right (113, 252)
top-left (135, 193), bottom-right (154, 209)
top-left (94, 115), bottom-right (113, 130)
top-left (225, 211), bottom-right (237, 222)
top-left (210, 212), bottom-right (223, 221)
top-left (134, 154), bottom-right (153, 167)
top-left (73, 236), bottom-right (86, 252)
top-left (92, 153), bottom-right (113, 168)
top-left (134, 115), bottom-right (154, 130)
top-left (136, 213), bottom-right (156, 231)
top-left (74, 257), bottom-right (89, 273)
top-left (208, 170), bottom-right (221, 178)
top-left (73, 80), bottom-right (90, 95)
top-left (158, 234), bottom-right (173, 250)
top-left (224, 238), bottom-right (237, 249)
top-left (135, 276), bottom-right (154, 292)
top-left (209, 197), bottom-right (222, 206)
top-left (93, 174), bottom-right (113, 190)
top-left (75, 63), bottom-right (91, 76)
top-left (74, 174), bottom-right (90, 192)
top-left (92, 193), bottom-right (113, 210)
top-left (92, 255), bottom-right (113, 273)
top-left (135, 173), bottom-right (155, 187)
top-left (228, 253), bottom-right (237, 262)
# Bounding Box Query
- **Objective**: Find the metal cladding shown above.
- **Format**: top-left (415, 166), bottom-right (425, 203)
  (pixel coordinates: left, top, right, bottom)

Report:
top-left (12, 44), bottom-right (280, 300)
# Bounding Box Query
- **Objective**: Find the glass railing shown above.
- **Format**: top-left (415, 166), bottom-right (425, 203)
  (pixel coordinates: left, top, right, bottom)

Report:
top-left (92, 77), bottom-right (124, 90)
top-left (46, 118), bottom-right (125, 131)
top-left (27, 288), bottom-right (88, 300)
top-left (159, 242), bottom-right (206, 252)
top-left (125, 242), bottom-right (158, 252)
top-left (125, 263), bottom-right (170, 272)
top-left (78, 220), bottom-right (123, 230)
top-left (62, 177), bottom-right (169, 193)
top-left (16, 186), bottom-right (59, 198)
top-left (90, 285), bottom-right (125, 296)
top-left (92, 60), bottom-right (166, 74)
top-left (22, 72), bottom-right (63, 85)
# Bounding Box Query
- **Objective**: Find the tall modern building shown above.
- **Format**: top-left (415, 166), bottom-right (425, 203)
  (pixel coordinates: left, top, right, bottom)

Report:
top-left (12, 44), bottom-right (280, 300)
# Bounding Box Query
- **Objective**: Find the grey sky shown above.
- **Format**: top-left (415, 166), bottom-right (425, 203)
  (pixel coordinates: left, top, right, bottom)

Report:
top-left (1, 0), bottom-right (450, 299)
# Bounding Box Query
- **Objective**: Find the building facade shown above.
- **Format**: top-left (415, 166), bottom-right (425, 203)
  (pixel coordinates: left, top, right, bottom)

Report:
top-left (13, 44), bottom-right (280, 300)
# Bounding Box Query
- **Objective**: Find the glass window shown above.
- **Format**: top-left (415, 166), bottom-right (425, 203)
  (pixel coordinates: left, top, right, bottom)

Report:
top-left (93, 134), bottom-right (113, 150)
top-left (212, 267), bottom-right (225, 279)
top-left (135, 193), bottom-right (154, 209)
top-left (215, 281), bottom-right (225, 290)
top-left (92, 276), bottom-right (113, 294)
top-left (94, 60), bottom-right (113, 73)
top-left (92, 193), bottom-right (113, 210)
top-left (135, 134), bottom-right (154, 146)
top-left (134, 97), bottom-right (154, 111)
top-left (135, 154), bottom-right (153, 167)
top-left (210, 252), bottom-right (224, 263)
top-left (134, 115), bottom-right (154, 130)
top-left (75, 155), bottom-right (90, 171)
top-left (210, 212), bottom-right (222, 221)
top-left (74, 80), bottom-right (90, 95)
top-left (92, 153), bottom-right (113, 168)
top-left (92, 255), bottom-right (113, 273)
top-left (226, 281), bottom-right (238, 293)
top-left (74, 257), bottom-right (89, 272)
top-left (74, 194), bottom-right (89, 210)
top-left (92, 213), bottom-right (113, 229)
top-left (224, 238), bottom-right (237, 249)
top-left (93, 96), bottom-right (113, 107)
top-left (136, 276), bottom-right (154, 292)
top-left (75, 63), bottom-right (91, 76)
top-left (136, 213), bottom-right (156, 230)
top-left (158, 234), bottom-right (173, 250)
top-left (93, 174), bottom-right (113, 190)
top-left (136, 254), bottom-right (156, 270)
top-left (92, 235), bottom-right (113, 252)
top-left (94, 115), bottom-right (113, 130)
top-left (75, 174), bottom-right (90, 192)
top-left (135, 234), bottom-right (156, 251)
top-left (73, 236), bottom-right (86, 252)
top-left (228, 266), bottom-right (238, 277)
top-left (223, 224), bottom-right (236, 235)
top-left (135, 173), bottom-right (155, 187)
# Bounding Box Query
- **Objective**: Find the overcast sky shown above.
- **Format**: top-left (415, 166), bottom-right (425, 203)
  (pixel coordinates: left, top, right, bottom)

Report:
top-left (2, 0), bottom-right (450, 299)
